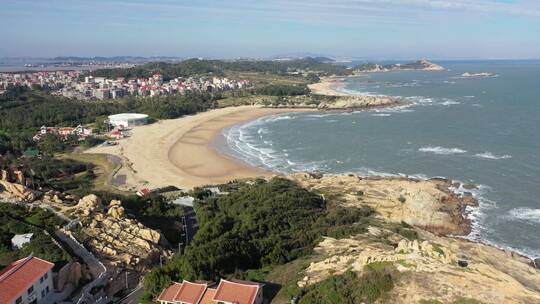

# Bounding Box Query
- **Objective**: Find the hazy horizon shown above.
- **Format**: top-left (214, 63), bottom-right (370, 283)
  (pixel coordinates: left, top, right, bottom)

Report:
top-left (2, 0), bottom-right (540, 59)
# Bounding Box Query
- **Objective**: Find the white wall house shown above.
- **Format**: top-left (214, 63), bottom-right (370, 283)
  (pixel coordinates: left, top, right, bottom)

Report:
top-left (0, 256), bottom-right (55, 304)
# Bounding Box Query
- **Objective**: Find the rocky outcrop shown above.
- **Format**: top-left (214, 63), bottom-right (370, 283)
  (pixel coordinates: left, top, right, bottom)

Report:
top-left (317, 95), bottom-right (401, 110)
top-left (73, 195), bottom-right (167, 269)
top-left (75, 194), bottom-right (103, 216)
top-left (0, 180), bottom-right (38, 202)
top-left (299, 230), bottom-right (540, 303)
top-left (290, 173), bottom-right (477, 236)
top-left (107, 200), bottom-right (125, 219)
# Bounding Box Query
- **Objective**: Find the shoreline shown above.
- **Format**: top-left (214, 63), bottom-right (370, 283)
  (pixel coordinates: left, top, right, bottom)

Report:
top-left (82, 80), bottom-right (536, 261)
top-left (85, 106), bottom-right (313, 190)
top-left (308, 76), bottom-right (353, 96)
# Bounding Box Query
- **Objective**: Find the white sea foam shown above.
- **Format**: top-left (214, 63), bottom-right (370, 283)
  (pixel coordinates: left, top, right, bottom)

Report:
top-left (474, 152), bottom-right (512, 160)
top-left (306, 113), bottom-right (334, 118)
top-left (263, 115), bottom-right (293, 122)
top-left (440, 100), bottom-right (461, 106)
top-left (371, 113), bottom-right (392, 117)
top-left (419, 146), bottom-right (467, 155)
top-left (508, 208), bottom-right (540, 224)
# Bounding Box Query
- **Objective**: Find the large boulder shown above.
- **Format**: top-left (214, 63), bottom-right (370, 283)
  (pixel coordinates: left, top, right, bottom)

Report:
top-left (139, 228), bottom-right (161, 244)
top-left (76, 194), bottom-right (103, 215)
top-left (107, 200), bottom-right (125, 219)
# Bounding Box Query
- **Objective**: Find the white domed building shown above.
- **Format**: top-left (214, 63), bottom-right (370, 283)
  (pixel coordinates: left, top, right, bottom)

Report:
top-left (108, 113), bottom-right (148, 128)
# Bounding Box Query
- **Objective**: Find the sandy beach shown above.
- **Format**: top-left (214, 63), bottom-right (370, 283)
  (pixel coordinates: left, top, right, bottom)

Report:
top-left (86, 106), bottom-right (310, 190)
top-left (308, 76), bottom-right (352, 96)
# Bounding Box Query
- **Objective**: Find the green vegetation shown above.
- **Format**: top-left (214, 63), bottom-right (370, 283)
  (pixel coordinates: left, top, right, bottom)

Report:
top-left (0, 86), bottom-right (216, 131)
top-left (299, 262), bottom-right (399, 304)
top-left (255, 84), bottom-right (310, 96)
top-left (91, 58), bottom-right (351, 80)
top-left (353, 60), bottom-right (434, 72)
top-left (142, 178), bottom-right (377, 298)
top-left (0, 204), bottom-right (70, 268)
top-left (0, 156), bottom-right (96, 196)
top-left (60, 153), bottom-right (125, 194)
top-left (0, 85), bottom-right (218, 158)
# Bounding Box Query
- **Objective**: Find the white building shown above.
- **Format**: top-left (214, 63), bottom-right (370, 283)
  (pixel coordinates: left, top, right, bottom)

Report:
top-left (11, 233), bottom-right (34, 249)
top-left (0, 256), bottom-right (55, 304)
top-left (108, 113), bottom-right (149, 128)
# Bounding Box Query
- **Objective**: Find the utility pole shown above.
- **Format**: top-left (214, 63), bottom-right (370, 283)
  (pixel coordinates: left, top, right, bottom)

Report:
top-left (160, 255), bottom-right (163, 268)
top-left (125, 271), bottom-right (128, 290)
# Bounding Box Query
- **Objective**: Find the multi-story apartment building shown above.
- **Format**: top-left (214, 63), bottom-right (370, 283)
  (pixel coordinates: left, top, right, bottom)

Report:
top-left (0, 256), bottom-right (54, 304)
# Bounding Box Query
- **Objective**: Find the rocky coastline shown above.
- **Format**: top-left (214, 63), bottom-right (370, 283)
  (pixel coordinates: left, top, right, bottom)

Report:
top-left (290, 172), bottom-right (478, 237)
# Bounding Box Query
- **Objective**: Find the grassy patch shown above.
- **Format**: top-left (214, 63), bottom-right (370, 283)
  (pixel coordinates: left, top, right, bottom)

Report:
top-left (60, 153), bottom-right (128, 195)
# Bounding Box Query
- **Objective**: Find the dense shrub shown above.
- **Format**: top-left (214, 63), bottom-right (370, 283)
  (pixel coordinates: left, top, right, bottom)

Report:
top-left (143, 178), bottom-right (376, 296)
top-left (0, 204), bottom-right (70, 267)
top-left (256, 84), bottom-right (309, 96)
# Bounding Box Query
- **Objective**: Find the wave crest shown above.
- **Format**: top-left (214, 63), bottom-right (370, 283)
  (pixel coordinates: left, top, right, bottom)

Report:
top-left (508, 208), bottom-right (540, 224)
top-left (419, 146), bottom-right (467, 155)
top-left (474, 152), bottom-right (512, 160)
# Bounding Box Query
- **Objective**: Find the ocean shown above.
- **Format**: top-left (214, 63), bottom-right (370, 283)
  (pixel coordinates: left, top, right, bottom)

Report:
top-left (221, 60), bottom-right (540, 259)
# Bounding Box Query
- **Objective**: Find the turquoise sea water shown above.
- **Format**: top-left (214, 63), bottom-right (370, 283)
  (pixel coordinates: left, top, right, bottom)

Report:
top-left (222, 60), bottom-right (540, 258)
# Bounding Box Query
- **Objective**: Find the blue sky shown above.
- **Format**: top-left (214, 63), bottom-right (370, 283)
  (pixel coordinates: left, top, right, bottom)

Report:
top-left (1, 0), bottom-right (539, 59)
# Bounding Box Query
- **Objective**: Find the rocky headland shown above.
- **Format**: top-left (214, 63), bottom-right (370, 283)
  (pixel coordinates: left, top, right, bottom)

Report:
top-left (289, 173), bottom-right (540, 303)
top-left (353, 59), bottom-right (445, 73)
top-left (290, 173), bottom-right (477, 236)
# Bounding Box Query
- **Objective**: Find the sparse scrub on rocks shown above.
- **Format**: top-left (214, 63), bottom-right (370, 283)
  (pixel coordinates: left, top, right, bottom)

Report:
top-left (298, 262), bottom-right (399, 304)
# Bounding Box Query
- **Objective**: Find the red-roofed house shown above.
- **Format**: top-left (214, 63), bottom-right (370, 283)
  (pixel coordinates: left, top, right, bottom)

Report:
top-left (212, 279), bottom-right (263, 304)
top-left (0, 256), bottom-right (54, 304)
top-left (157, 279), bottom-right (263, 304)
top-left (175, 281), bottom-right (208, 304)
top-left (198, 288), bottom-right (216, 304)
top-left (157, 282), bottom-right (183, 304)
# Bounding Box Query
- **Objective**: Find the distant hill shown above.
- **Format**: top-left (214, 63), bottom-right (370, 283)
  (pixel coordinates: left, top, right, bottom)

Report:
top-left (353, 59), bottom-right (444, 73)
top-left (90, 57), bottom-right (351, 80)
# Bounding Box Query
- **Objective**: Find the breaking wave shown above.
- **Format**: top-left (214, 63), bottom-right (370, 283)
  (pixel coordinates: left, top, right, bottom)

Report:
top-left (419, 146), bottom-right (467, 155)
top-left (474, 152), bottom-right (512, 160)
top-left (508, 208), bottom-right (540, 224)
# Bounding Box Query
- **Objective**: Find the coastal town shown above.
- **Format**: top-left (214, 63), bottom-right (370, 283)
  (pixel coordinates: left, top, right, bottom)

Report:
top-left (0, 70), bottom-right (251, 100)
